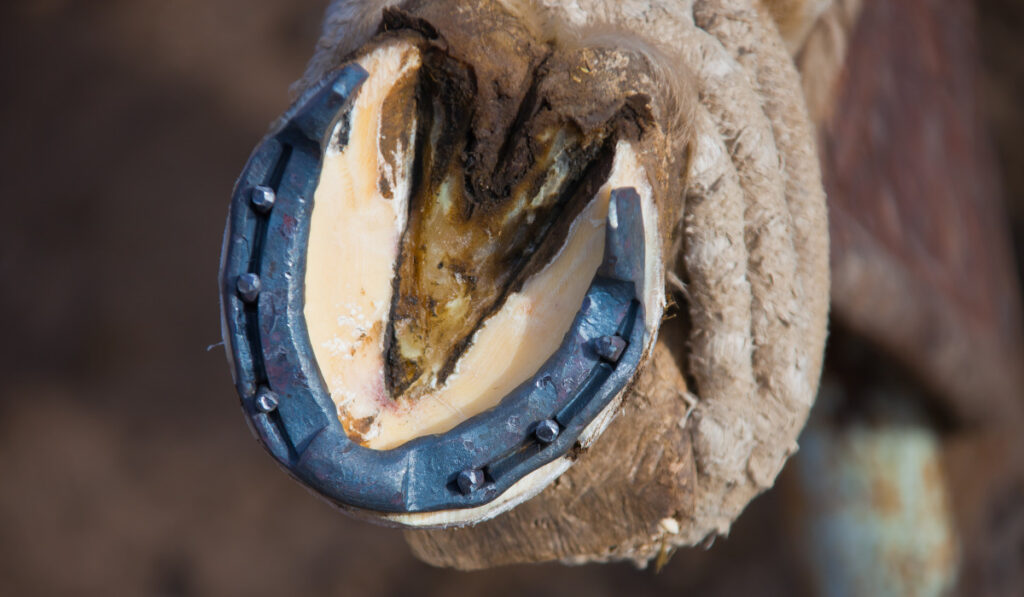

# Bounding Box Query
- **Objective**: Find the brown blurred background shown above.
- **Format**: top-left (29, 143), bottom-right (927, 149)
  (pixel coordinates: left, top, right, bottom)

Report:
top-left (0, 1), bottom-right (1020, 596)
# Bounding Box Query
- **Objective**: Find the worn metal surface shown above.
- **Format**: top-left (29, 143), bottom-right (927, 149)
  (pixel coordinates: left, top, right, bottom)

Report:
top-left (793, 418), bottom-right (959, 596)
top-left (220, 63), bottom-right (649, 517)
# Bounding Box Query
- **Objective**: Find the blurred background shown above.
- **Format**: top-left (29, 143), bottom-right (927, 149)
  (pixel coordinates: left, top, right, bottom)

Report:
top-left (0, 1), bottom-right (1021, 595)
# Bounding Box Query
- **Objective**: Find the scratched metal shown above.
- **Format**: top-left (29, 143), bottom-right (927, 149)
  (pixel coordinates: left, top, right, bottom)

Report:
top-left (220, 63), bottom-right (648, 515)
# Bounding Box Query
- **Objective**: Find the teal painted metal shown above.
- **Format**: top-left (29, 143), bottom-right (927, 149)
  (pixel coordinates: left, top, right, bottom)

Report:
top-left (794, 420), bottom-right (959, 596)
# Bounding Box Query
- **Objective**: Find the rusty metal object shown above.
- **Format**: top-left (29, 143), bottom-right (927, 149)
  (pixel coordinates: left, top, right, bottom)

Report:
top-left (792, 411), bottom-right (959, 596)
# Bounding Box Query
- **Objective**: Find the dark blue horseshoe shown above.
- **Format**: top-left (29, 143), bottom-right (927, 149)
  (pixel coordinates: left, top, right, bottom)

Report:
top-left (220, 63), bottom-right (648, 516)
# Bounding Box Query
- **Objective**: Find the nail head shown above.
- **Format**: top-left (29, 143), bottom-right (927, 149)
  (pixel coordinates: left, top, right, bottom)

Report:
top-left (594, 335), bottom-right (627, 363)
top-left (255, 389), bottom-right (279, 413)
top-left (535, 419), bottom-right (560, 444)
top-left (250, 185), bottom-right (276, 212)
top-left (456, 469), bottom-right (484, 495)
top-left (237, 273), bottom-right (262, 302)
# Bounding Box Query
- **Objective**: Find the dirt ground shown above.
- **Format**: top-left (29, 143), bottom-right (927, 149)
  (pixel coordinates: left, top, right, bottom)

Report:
top-left (0, 1), bottom-right (1019, 596)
